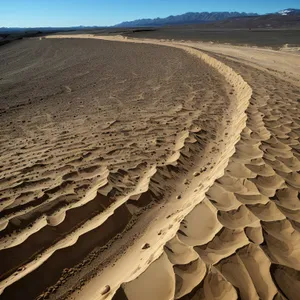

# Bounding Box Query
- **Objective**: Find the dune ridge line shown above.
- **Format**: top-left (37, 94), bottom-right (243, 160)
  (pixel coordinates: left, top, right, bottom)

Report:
top-left (27, 34), bottom-right (254, 300)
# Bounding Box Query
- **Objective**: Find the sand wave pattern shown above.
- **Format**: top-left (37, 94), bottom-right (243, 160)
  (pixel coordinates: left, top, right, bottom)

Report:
top-left (0, 35), bottom-right (299, 300)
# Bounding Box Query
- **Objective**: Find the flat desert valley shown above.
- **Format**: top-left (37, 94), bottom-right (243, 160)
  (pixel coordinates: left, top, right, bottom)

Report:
top-left (0, 34), bottom-right (300, 300)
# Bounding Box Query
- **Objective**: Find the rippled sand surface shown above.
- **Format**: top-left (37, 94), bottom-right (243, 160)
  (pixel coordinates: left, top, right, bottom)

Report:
top-left (0, 35), bottom-right (300, 300)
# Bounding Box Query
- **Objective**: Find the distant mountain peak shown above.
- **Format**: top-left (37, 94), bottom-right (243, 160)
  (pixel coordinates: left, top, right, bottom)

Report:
top-left (277, 8), bottom-right (300, 15)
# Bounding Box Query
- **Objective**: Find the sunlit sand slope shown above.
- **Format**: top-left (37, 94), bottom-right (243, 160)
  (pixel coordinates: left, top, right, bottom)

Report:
top-left (102, 37), bottom-right (300, 300)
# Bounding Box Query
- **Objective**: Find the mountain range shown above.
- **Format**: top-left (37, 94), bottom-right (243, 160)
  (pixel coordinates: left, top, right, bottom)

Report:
top-left (114, 12), bottom-right (258, 27)
top-left (115, 8), bottom-right (300, 27)
top-left (1, 8), bottom-right (300, 33)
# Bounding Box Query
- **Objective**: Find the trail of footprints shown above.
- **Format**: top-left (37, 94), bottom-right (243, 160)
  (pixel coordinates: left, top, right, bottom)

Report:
top-left (120, 56), bottom-right (300, 300)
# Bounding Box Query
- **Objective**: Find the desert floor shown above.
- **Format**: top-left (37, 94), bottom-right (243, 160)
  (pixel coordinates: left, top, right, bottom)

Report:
top-left (0, 34), bottom-right (300, 300)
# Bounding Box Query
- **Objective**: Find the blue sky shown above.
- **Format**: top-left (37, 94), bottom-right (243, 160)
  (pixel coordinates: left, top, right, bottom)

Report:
top-left (1, 0), bottom-right (299, 27)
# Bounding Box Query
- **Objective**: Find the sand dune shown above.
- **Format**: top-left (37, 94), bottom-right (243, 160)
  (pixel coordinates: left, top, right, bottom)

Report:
top-left (0, 34), bottom-right (300, 300)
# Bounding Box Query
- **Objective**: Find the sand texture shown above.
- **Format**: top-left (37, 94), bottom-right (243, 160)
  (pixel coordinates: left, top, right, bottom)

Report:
top-left (0, 34), bottom-right (300, 300)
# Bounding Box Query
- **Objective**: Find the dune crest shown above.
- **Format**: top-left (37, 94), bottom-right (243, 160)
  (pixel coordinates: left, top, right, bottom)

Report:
top-left (44, 34), bottom-right (252, 300)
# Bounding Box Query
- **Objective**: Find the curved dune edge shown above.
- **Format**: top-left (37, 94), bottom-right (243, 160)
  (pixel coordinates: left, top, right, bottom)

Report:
top-left (109, 39), bottom-right (300, 300)
top-left (0, 35), bottom-right (252, 297)
top-left (23, 35), bottom-right (253, 300)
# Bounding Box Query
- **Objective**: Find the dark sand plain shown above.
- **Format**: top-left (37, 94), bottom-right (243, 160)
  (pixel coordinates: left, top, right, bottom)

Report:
top-left (96, 28), bottom-right (300, 48)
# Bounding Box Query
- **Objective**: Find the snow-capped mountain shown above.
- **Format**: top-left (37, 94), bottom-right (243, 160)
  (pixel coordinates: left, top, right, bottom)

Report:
top-left (277, 8), bottom-right (300, 16)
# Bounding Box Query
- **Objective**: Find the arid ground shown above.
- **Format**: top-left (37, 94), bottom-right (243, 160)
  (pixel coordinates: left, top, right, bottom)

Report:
top-left (0, 34), bottom-right (300, 300)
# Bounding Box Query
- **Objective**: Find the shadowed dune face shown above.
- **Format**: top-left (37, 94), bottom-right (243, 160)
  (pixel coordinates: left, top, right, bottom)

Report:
top-left (0, 38), bottom-right (232, 299)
